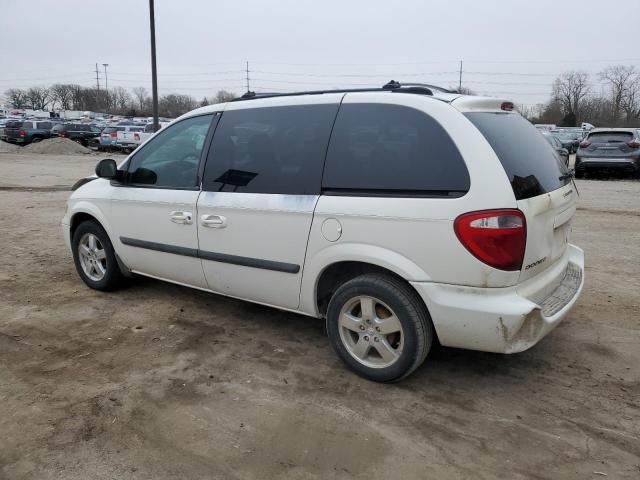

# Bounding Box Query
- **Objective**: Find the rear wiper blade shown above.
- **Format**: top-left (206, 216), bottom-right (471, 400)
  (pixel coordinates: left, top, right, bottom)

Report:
top-left (558, 172), bottom-right (573, 181)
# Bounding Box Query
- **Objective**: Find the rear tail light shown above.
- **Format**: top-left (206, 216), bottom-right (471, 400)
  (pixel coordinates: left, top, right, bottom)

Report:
top-left (627, 140), bottom-right (640, 149)
top-left (18, 129), bottom-right (25, 137)
top-left (579, 140), bottom-right (591, 148)
top-left (110, 131), bottom-right (117, 138)
top-left (58, 130), bottom-right (66, 137)
top-left (134, 133), bottom-right (140, 141)
top-left (454, 209), bottom-right (527, 271)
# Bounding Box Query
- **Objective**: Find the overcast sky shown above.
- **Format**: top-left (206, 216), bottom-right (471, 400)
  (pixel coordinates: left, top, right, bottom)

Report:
top-left (1, 0), bottom-right (639, 106)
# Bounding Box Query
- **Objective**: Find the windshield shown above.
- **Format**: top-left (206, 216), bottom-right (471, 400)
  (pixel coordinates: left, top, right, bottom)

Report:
top-left (466, 112), bottom-right (570, 200)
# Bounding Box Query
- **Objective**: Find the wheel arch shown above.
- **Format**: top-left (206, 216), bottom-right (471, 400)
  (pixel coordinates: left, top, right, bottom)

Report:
top-left (300, 243), bottom-right (432, 317)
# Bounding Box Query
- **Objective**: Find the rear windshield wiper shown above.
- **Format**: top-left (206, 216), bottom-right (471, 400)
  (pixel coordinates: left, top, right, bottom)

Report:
top-left (559, 170), bottom-right (579, 196)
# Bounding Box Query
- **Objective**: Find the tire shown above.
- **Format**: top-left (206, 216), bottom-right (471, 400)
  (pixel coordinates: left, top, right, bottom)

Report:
top-left (326, 273), bottom-right (433, 382)
top-left (31, 137), bottom-right (43, 143)
top-left (72, 220), bottom-right (125, 291)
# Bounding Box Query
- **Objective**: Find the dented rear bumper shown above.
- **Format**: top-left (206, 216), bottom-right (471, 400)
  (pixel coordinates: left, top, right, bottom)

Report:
top-left (411, 244), bottom-right (585, 353)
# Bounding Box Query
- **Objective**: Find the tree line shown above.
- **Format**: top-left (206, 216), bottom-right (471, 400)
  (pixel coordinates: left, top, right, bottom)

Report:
top-left (3, 84), bottom-right (236, 118)
top-left (520, 65), bottom-right (640, 127)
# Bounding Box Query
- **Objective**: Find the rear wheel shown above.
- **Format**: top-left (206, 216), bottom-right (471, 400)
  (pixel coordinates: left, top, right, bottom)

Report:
top-left (31, 137), bottom-right (43, 143)
top-left (326, 274), bottom-right (433, 382)
top-left (72, 220), bottom-right (125, 291)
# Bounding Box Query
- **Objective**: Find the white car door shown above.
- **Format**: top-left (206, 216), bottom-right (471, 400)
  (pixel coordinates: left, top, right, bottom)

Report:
top-left (196, 96), bottom-right (341, 309)
top-left (110, 113), bottom-right (217, 288)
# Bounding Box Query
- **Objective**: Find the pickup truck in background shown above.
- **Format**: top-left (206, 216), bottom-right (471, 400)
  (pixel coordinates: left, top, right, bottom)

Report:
top-left (5, 119), bottom-right (56, 145)
top-left (100, 125), bottom-right (144, 152)
top-left (115, 122), bottom-right (170, 153)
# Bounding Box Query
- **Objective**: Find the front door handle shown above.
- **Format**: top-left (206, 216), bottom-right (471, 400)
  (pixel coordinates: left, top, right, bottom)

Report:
top-left (170, 211), bottom-right (193, 225)
top-left (201, 214), bottom-right (227, 228)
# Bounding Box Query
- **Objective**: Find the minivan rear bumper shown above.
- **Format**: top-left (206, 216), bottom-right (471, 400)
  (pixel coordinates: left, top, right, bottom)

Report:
top-left (411, 244), bottom-right (584, 354)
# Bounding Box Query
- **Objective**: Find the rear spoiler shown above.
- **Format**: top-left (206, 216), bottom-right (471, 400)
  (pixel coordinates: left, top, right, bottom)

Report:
top-left (450, 95), bottom-right (516, 113)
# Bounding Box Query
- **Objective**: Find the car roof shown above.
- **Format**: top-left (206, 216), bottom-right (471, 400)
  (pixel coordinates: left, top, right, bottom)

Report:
top-left (181, 90), bottom-right (514, 120)
top-left (589, 128), bottom-right (639, 133)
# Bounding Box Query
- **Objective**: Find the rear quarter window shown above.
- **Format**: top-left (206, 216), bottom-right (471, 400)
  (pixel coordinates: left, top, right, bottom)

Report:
top-left (323, 103), bottom-right (470, 196)
top-left (465, 112), bottom-right (569, 200)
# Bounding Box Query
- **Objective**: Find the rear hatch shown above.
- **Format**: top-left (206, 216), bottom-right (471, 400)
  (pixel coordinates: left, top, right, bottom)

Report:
top-left (465, 111), bottom-right (575, 282)
top-left (580, 130), bottom-right (637, 158)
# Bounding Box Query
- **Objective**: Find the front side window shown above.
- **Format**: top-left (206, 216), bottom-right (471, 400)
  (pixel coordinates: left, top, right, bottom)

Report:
top-left (323, 103), bottom-right (470, 195)
top-left (125, 114), bottom-right (213, 189)
top-left (202, 104), bottom-right (339, 195)
top-left (37, 121), bottom-right (52, 129)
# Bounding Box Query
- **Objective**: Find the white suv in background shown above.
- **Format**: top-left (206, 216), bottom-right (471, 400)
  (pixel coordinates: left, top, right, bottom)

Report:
top-left (62, 83), bottom-right (584, 382)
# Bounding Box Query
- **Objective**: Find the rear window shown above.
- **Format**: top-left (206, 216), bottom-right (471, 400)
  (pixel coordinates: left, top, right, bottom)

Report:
top-left (6, 121), bottom-right (23, 128)
top-left (587, 131), bottom-right (633, 143)
top-left (465, 112), bottom-right (569, 200)
top-left (323, 103), bottom-right (470, 196)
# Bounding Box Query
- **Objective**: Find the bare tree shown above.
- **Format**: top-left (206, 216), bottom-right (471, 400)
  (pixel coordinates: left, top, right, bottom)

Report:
top-left (214, 90), bottom-right (236, 103)
top-left (158, 93), bottom-right (196, 117)
top-left (621, 76), bottom-right (640, 123)
top-left (4, 88), bottom-right (28, 109)
top-left (132, 86), bottom-right (149, 112)
top-left (553, 71), bottom-right (590, 121)
top-left (599, 65), bottom-right (638, 122)
top-left (199, 96), bottom-right (210, 107)
top-left (50, 84), bottom-right (74, 110)
top-left (110, 86), bottom-right (133, 113)
top-left (26, 86), bottom-right (51, 110)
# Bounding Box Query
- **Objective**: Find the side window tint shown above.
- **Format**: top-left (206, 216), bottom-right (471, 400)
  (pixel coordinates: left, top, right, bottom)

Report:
top-left (37, 121), bottom-right (52, 129)
top-left (203, 104), bottom-right (338, 195)
top-left (323, 103), bottom-right (470, 194)
top-left (126, 114), bottom-right (213, 189)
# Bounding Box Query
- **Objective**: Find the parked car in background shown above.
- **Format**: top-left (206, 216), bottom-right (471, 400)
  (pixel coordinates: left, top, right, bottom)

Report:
top-left (4, 119), bottom-right (55, 145)
top-left (575, 128), bottom-right (640, 177)
top-left (51, 123), bottom-right (102, 146)
top-left (63, 86), bottom-right (584, 382)
top-left (542, 132), bottom-right (570, 166)
top-left (98, 125), bottom-right (142, 152)
top-left (0, 118), bottom-right (13, 141)
top-left (551, 130), bottom-right (581, 153)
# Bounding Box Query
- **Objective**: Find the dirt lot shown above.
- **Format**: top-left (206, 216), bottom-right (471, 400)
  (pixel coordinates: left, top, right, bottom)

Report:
top-left (0, 152), bottom-right (639, 480)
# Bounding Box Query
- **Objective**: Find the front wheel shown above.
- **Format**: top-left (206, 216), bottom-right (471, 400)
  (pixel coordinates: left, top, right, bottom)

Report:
top-left (326, 274), bottom-right (433, 382)
top-left (72, 220), bottom-right (126, 291)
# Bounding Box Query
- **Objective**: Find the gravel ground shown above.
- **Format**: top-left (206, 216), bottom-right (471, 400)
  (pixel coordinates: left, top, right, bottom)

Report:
top-left (0, 153), bottom-right (639, 480)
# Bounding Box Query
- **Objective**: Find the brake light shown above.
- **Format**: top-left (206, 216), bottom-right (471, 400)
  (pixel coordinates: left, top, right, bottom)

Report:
top-left (58, 130), bottom-right (66, 137)
top-left (18, 129), bottom-right (25, 137)
top-left (110, 131), bottom-right (117, 138)
top-left (500, 102), bottom-right (514, 111)
top-left (454, 209), bottom-right (527, 271)
top-left (579, 140), bottom-right (591, 148)
top-left (134, 133), bottom-right (140, 141)
top-left (627, 140), bottom-right (640, 149)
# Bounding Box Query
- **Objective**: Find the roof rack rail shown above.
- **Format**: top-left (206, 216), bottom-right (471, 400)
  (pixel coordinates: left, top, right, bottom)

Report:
top-left (231, 80), bottom-right (449, 102)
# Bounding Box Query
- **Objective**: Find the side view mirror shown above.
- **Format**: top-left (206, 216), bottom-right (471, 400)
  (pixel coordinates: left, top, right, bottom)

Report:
top-left (95, 158), bottom-right (117, 179)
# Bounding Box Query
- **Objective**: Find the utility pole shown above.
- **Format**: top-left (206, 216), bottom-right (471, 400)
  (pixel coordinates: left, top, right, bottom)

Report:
top-left (149, 0), bottom-right (159, 132)
top-left (95, 63), bottom-right (101, 109)
top-left (102, 64), bottom-right (109, 92)
top-left (245, 61), bottom-right (250, 92)
top-left (103, 63), bottom-right (109, 109)
top-left (458, 60), bottom-right (463, 92)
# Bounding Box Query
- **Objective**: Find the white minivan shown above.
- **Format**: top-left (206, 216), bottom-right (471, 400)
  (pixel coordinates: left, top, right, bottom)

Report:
top-left (62, 83), bottom-right (584, 382)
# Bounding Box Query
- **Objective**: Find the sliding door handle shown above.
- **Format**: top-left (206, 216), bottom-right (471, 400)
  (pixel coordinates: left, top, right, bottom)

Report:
top-left (201, 214), bottom-right (227, 228)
